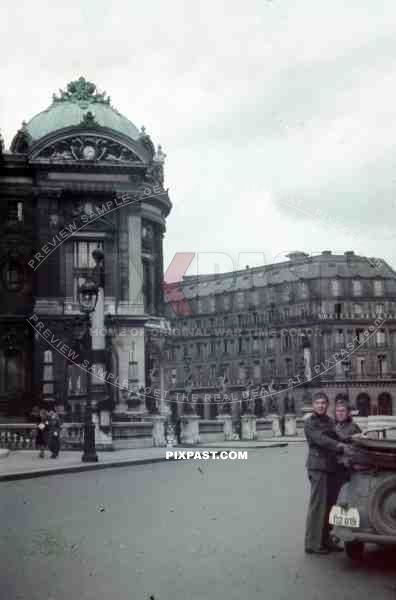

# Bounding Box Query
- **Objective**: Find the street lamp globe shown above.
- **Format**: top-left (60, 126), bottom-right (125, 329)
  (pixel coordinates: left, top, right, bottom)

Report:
top-left (92, 247), bottom-right (104, 264)
top-left (78, 278), bottom-right (98, 313)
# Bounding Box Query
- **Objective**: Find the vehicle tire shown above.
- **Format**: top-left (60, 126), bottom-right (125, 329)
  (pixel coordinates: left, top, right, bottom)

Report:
top-left (344, 541), bottom-right (365, 561)
top-left (368, 476), bottom-right (396, 536)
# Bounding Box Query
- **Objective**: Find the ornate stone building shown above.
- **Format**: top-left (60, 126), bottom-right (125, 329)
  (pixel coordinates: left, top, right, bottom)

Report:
top-left (0, 77), bottom-right (171, 419)
top-left (162, 251), bottom-right (396, 418)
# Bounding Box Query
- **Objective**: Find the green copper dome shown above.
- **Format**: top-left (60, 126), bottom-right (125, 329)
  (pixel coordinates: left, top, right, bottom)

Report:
top-left (24, 77), bottom-right (141, 142)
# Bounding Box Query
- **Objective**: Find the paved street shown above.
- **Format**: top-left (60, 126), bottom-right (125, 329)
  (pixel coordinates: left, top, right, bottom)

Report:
top-left (1, 445), bottom-right (395, 600)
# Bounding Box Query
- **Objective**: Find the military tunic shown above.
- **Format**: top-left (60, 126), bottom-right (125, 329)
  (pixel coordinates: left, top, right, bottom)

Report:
top-left (304, 413), bottom-right (344, 551)
top-left (333, 417), bottom-right (361, 498)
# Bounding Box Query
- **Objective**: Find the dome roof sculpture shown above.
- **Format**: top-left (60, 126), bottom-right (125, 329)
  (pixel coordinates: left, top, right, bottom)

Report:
top-left (10, 77), bottom-right (146, 153)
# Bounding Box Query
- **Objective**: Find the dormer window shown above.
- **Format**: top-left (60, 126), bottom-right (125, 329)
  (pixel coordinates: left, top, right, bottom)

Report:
top-left (299, 282), bottom-right (309, 298)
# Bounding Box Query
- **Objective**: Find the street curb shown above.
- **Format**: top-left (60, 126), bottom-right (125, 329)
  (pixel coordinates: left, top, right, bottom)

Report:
top-left (184, 443), bottom-right (289, 449)
top-left (0, 456), bottom-right (177, 482)
top-left (0, 443), bottom-right (292, 482)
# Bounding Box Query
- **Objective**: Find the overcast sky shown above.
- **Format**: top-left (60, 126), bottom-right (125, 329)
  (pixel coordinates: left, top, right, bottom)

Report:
top-left (1, 0), bottom-right (395, 279)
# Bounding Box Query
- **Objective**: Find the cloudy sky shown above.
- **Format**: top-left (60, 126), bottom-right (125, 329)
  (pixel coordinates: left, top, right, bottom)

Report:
top-left (1, 0), bottom-right (395, 278)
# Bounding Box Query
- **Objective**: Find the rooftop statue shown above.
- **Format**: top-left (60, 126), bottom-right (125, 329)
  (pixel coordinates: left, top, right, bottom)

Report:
top-left (154, 144), bottom-right (166, 163)
top-left (52, 76), bottom-right (111, 105)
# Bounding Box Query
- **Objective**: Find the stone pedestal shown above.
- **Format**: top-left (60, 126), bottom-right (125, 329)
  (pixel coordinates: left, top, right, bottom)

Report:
top-left (100, 409), bottom-right (111, 427)
top-left (241, 414), bottom-right (257, 441)
top-left (271, 414), bottom-right (282, 437)
top-left (284, 414), bottom-right (297, 436)
top-left (218, 414), bottom-right (233, 441)
top-left (152, 415), bottom-right (166, 447)
top-left (93, 412), bottom-right (113, 450)
top-left (181, 415), bottom-right (200, 445)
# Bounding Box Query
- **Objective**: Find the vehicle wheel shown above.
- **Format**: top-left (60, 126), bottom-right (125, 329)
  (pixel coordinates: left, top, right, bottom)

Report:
top-left (345, 541), bottom-right (365, 561)
top-left (368, 476), bottom-right (396, 536)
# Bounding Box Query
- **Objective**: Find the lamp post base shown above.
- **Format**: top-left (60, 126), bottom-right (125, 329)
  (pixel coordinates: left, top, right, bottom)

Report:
top-left (82, 452), bottom-right (99, 463)
top-left (81, 420), bottom-right (98, 463)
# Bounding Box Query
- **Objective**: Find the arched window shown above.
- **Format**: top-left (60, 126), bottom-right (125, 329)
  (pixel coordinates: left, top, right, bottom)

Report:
top-left (378, 392), bottom-right (392, 416)
top-left (254, 397), bottom-right (263, 417)
top-left (195, 397), bottom-right (204, 418)
top-left (0, 349), bottom-right (19, 393)
top-left (356, 393), bottom-right (371, 417)
top-left (210, 398), bottom-right (218, 419)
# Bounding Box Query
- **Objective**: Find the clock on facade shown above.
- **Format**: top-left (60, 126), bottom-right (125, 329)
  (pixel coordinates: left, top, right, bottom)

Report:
top-left (82, 145), bottom-right (96, 160)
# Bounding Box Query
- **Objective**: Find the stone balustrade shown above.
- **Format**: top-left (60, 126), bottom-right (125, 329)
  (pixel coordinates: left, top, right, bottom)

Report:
top-left (111, 421), bottom-right (153, 449)
top-left (61, 422), bottom-right (85, 449)
top-left (0, 423), bottom-right (37, 450)
top-left (199, 419), bottom-right (224, 443)
top-left (0, 422), bottom-right (86, 450)
top-left (256, 418), bottom-right (274, 440)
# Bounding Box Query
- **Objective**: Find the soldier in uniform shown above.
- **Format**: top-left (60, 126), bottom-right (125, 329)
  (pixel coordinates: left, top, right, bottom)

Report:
top-left (304, 394), bottom-right (349, 554)
top-left (333, 400), bottom-right (361, 499)
top-left (335, 400), bottom-right (361, 442)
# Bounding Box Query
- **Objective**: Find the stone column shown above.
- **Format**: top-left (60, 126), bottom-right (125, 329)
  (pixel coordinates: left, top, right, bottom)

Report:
top-left (241, 415), bottom-right (257, 440)
top-left (112, 333), bottom-right (129, 412)
top-left (128, 213), bottom-right (144, 314)
top-left (271, 414), bottom-right (282, 437)
top-left (91, 288), bottom-right (105, 350)
top-left (284, 414), bottom-right (297, 436)
top-left (219, 414), bottom-right (233, 440)
top-left (92, 412), bottom-right (113, 450)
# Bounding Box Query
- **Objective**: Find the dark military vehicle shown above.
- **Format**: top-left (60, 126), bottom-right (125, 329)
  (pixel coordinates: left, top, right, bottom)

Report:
top-left (330, 428), bottom-right (396, 560)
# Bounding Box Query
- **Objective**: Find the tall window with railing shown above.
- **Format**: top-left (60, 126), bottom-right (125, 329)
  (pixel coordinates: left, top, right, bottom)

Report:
top-left (72, 239), bottom-right (104, 301)
top-left (42, 350), bottom-right (55, 397)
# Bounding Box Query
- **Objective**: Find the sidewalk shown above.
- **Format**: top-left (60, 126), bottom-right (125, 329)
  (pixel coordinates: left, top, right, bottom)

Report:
top-left (0, 439), bottom-right (301, 482)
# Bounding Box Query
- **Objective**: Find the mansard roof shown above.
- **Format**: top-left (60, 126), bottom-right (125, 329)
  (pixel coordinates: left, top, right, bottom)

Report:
top-left (163, 251), bottom-right (396, 302)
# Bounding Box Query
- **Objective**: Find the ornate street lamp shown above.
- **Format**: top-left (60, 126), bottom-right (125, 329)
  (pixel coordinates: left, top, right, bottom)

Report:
top-left (300, 332), bottom-right (313, 416)
top-left (183, 355), bottom-right (194, 414)
top-left (78, 248), bottom-right (103, 462)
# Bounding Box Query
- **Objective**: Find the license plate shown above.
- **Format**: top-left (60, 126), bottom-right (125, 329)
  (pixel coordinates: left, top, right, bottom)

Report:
top-left (329, 505), bottom-right (360, 528)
